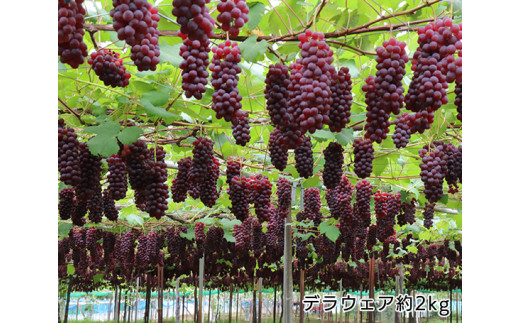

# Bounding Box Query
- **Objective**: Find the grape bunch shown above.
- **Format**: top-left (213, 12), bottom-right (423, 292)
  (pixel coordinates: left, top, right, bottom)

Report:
top-left (200, 158), bottom-right (221, 208)
top-left (209, 41), bottom-right (243, 123)
top-left (276, 177), bottom-right (292, 211)
top-left (405, 17), bottom-right (462, 113)
top-left (442, 142), bottom-right (462, 194)
top-left (171, 157), bottom-right (193, 203)
top-left (374, 38), bottom-right (408, 115)
top-left (103, 189), bottom-right (119, 221)
top-left (194, 222), bottom-right (205, 245)
top-left (252, 175), bottom-right (273, 222)
top-left (455, 81), bottom-right (462, 122)
top-left (328, 175), bottom-right (354, 220)
top-left (225, 158), bottom-right (241, 185)
top-left (353, 138), bottom-right (374, 179)
top-left (294, 135), bottom-right (314, 178)
top-left (398, 198), bottom-right (417, 226)
top-left (265, 63), bottom-right (290, 129)
top-left (303, 187), bottom-right (322, 226)
top-left (189, 137), bottom-right (214, 184)
top-left (178, 36), bottom-right (211, 99)
top-left (58, 122), bottom-right (81, 186)
top-left (172, 0), bottom-right (214, 42)
top-left (87, 190), bottom-right (104, 223)
top-left (322, 142), bottom-right (344, 189)
top-left (268, 128), bottom-right (289, 171)
top-left (106, 154), bottom-right (128, 200)
top-left (216, 0), bottom-right (249, 37)
top-left (228, 176), bottom-right (251, 221)
top-left (231, 111), bottom-right (251, 146)
top-left (110, 0), bottom-right (161, 71)
top-left (58, 0), bottom-right (88, 68)
top-left (392, 112), bottom-right (413, 148)
top-left (204, 226), bottom-right (224, 255)
top-left (362, 75), bottom-right (390, 143)
top-left (144, 147), bottom-right (169, 219)
top-left (72, 201), bottom-right (88, 226)
top-left (88, 49), bottom-right (131, 88)
top-left (121, 140), bottom-right (151, 192)
top-left (76, 143), bottom-right (103, 203)
top-left (328, 67), bottom-right (353, 132)
top-left (288, 30), bottom-right (335, 134)
top-left (59, 188), bottom-right (76, 220)
top-left (423, 202), bottom-right (435, 229)
top-left (354, 180), bottom-right (372, 228)
top-left (419, 142), bottom-right (448, 204)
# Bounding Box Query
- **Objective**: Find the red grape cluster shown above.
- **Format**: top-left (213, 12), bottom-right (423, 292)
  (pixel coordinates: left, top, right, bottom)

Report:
top-left (231, 111), bottom-right (251, 146)
top-left (374, 191), bottom-right (399, 242)
top-left (110, 0), bottom-right (160, 71)
top-left (362, 75), bottom-right (391, 143)
top-left (423, 202), bottom-right (435, 229)
top-left (76, 143), bottom-right (103, 203)
top-left (367, 224), bottom-right (378, 251)
top-left (106, 154), bottom-right (128, 200)
top-left (322, 142), bottom-right (344, 189)
top-left (103, 189), bottom-right (119, 221)
top-left (374, 38), bottom-right (408, 115)
top-left (328, 175), bottom-right (354, 221)
top-left (268, 128), bottom-right (289, 171)
top-left (289, 30), bottom-right (335, 134)
top-left (251, 218), bottom-right (264, 257)
top-left (58, 0), bottom-right (88, 68)
top-left (354, 180), bottom-right (372, 229)
top-left (225, 158), bottom-right (241, 185)
top-left (87, 190), bottom-right (104, 223)
top-left (295, 135), bottom-right (314, 178)
top-left (189, 137), bottom-right (214, 184)
top-left (216, 0), bottom-right (249, 36)
top-left (72, 201), bottom-right (88, 226)
top-left (209, 41), bottom-right (243, 122)
top-left (172, 0), bottom-right (214, 42)
top-left (58, 122), bottom-right (81, 186)
top-left (444, 143), bottom-right (462, 194)
top-left (200, 158), bottom-right (221, 208)
top-left (144, 147), bottom-right (169, 219)
top-left (265, 63), bottom-right (290, 129)
top-left (59, 187), bottom-right (76, 220)
top-left (405, 17), bottom-right (462, 113)
top-left (179, 36), bottom-right (211, 99)
top-left (303, 188), bottom-right (322, 226)
top-left (419, 142), bottom-right (448, 204)
top-left (455, 81), bottom-right (462, 122)
top-left (397, 198), bottom-right (416, 226)
top-left (204, 226), bottom-right (225, 255)
top-left (328, 67), bottom-right (353, 133)
top-left (252, 175), bottom-right (273, 222)
top-left (353, 138), bottom-right (374, 179)
top-left (392, 112), bottom-right (413, 148)
top-left (88, 49), bottom-right (131, 88)
top-left (228, 176), bottom-right (251, 221)
top-left (194, 222), bottom-right (205, 246)
top-left (276, 177), bottom-right (292, 211)
top-left (171, 157), bottom-right (193, 203)
top-left (121, 140), bottom-right (151, 192)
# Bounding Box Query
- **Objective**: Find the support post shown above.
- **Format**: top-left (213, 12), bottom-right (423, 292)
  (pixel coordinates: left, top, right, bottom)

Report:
top-left (176, 278), bottom-right (181, 323)
top-left (199, 256), bottom-right (204, 323)
top-left (229, 284), bottom-right (234, 323)
top-left (259, 278), bottom-right (263, 323)
top-left (282, 204), bottom-right (293, 323)
top-left (158, 265), bottom-right (164, 323)
top-left (299, 270), bottom-right (304, 323)
top-left (368, 257), bottom-right (375, 323)
top-left (273, 285), bottom-right (277, 323)
top-left (64, 279), bottom-right (71, 323)
top-left (135, 278), bottom-right (140, 323)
